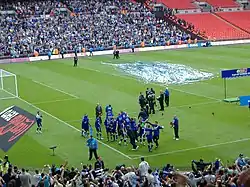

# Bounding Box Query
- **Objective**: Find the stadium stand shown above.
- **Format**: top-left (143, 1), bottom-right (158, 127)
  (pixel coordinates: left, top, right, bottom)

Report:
top-left (156, 0), bottom-right (197, 9)
top-left (198, 0), bottom-right (239, 8)
top-left (216, 11), bottom-right (250, 33)
top-left (0, 155), bottom-right (250, 187)
top-left (0, 0), bottom-right (190, 58)
top-left (176, 13), bottom-right (250, 40)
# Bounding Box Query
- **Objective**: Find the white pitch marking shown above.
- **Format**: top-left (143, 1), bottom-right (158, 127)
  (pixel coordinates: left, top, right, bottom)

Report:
top-left (33, 80), bottom-right (79, 99)
top-left (19, 96), bottom-right (132, 159)
top-left (3, 89), bottom-right (132, 160)
top-left (131, 138), bottom-right (250, 160)
top-left (32, 98), bottom-right (78, 105)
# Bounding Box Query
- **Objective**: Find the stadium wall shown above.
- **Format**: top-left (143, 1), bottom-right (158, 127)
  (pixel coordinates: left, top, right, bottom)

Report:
top-left (1, 39), bottom-right (250, 64)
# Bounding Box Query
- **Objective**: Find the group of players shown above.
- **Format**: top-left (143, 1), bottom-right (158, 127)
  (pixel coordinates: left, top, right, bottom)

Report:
top-left (81, 104), bottom-right (164, 152)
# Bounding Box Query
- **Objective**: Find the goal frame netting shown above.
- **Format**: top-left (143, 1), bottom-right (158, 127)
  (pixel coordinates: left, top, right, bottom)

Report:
top-left (0, 69), bottom-right (19, 99)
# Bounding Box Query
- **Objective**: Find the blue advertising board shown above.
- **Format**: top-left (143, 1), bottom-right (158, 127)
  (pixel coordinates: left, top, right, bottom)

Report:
top-left (221, 68), bottom-right (250, 78)
top-left (239, 95), bottom-right (250, 106)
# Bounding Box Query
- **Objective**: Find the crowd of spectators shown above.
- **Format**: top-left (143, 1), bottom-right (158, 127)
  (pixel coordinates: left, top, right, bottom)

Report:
top-left (0, 154), bottom-right (250, 187)
top-left (0, 0), bottom-right (190, 58)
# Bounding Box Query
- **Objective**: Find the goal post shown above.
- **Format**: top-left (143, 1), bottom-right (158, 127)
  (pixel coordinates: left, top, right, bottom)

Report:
top-left (0, 69), bottom-right (19, 99)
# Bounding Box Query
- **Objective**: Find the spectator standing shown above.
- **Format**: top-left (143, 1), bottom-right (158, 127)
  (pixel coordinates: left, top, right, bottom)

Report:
top-left (138, 157), bottom-right (150, 178)
top-left (0, 175), bottom-right (4, 187)
top-left (3, 168), bottom-right (12, 186)
top-left (205, 170), bottom-right (216, 184)
top-left (94, 157), bottom-right (105, 170)
top-left (121, 167), bottom-right (138, 187)
top-left (235, 154), bottom-right (247, 171)
top-left (145, 168), bottom-right (155, 187)
top-left (87, 135), bottom-right (98, 160)
top-left (19, 168), bottom-right (31, 187)
top-left (32, 170), bottom-right (41, 186)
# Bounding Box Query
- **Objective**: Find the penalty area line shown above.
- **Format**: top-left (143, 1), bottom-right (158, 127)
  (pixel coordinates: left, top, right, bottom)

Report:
top-left (131, 138), bottom-right (250, 160)
top-left (32, 80), bottom-right (79, 99)
top-left (31, 98), bottom-right (78, 105)
top-left (15, 96), bottom-right (132, 160)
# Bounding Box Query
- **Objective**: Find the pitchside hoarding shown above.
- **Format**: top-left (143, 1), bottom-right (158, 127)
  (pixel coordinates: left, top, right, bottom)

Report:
top-left (221, 68), bottom-right (250, 79)
top-left (0, 106), bottom-right (36, 152)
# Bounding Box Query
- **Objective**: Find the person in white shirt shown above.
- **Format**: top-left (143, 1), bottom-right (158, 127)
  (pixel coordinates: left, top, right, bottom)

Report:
top-left (145, 169), bottom-right (155, 187)
top-left (121, 167), bottom-right (138, 187)
top-left (138, 157), bottom-right (150, 177)
top-left (32, 170), bottom-right (41, 186)
top-left (204, 170), bottom-right (216, 184)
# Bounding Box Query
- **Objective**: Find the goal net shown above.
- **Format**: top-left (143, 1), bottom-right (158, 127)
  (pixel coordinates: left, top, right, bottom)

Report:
top-left (0, 69), bottom-right (19, 100)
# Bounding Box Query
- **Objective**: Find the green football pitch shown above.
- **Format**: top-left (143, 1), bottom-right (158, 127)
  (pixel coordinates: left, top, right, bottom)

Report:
top-left (0, 44), bottom-right (250, 170)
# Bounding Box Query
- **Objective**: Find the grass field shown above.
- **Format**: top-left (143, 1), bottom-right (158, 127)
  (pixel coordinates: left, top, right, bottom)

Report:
top-left (0, 44), bottom-right (250, 170)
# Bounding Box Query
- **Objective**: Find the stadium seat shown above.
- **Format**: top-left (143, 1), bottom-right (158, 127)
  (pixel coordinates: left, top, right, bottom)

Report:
top-left (176, 13), bottom-right (250, 40)
top-left (201, 0), bottom-right (239, 8)
top-left (156, 0), bottom-right (196, 9)
top-left (216, 11), bottom-right (250, 32)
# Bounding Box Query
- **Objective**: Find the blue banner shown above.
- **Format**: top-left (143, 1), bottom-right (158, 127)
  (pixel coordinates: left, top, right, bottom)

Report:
top-left (221, 68), bottom-right (250, 78)
top-left (239, 95), bottom-right (250, 106)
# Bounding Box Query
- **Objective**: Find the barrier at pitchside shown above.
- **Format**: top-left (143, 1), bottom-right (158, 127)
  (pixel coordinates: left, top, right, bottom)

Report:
top-left (0, 39), bottom-right (249, 63)
top-left (239, 96), bottom-right (250, 106)
top-left (221, 68), bottom-right (250, 103)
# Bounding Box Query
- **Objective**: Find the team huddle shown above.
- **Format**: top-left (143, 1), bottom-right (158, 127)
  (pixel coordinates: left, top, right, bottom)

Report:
top-left (81, 104), bottom-right (165, 152)
top-left (35, 87), bottom-right (180, 152)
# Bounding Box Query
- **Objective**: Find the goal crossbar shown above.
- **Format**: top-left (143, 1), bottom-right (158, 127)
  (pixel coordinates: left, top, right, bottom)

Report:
top-left (0, 69), bottom-right (19, 99)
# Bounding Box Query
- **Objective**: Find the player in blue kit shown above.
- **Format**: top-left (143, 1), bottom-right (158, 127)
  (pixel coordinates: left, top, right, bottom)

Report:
top-left (36, 111), bottom-right (43, 133)
top-left (130, 118), bottom-right (138, 141)
top-left (147, 121), bottom-right (164, 148)
top-left (145, 125), bottom-right (154, 152)
top-left (81, 114), bottom-right (90, 137)
top-left (95, 115), bottom-right (103, 140)
top-left (110, 117), bottom-right (117, 141)
top-left (117, 114), bottom-right (127, 145)
top-left (104, 118), bottom-right (112, 141)
top-left (105, 104), bottom-right (113, 119)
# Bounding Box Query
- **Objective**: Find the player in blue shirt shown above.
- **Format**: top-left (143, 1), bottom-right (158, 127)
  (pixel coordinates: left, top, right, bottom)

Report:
top-left (138, 118), bottom-right (146, 145)
top-left (110, 117), bottom-right (117, 141)
top-left (117, 114), bottom-right (127, 145)
top-left (36, 111), bottom-right (42, 133)
top-left (121, 111), bottom-right (127, 120)
top-left (105, 104), bottom-right (113, 119)
top-left (104, 118), bottom-right (112, 141)
top-left (81, 114), bottom-right (90, 137)
top-left (171, 115), bottom-right (179, 140)
top-left (95, 115), bottom-right (103, 140)
top-left (130, 118), bottom-right (138, 141)
top-left (147, 121), bottom-right (164, 148)
top-left (145, 125), bottom-right (154, 152)
top-left (248, 100), bottom-right (250, 110)
top-left (164, 87), bottom-right (170, 107)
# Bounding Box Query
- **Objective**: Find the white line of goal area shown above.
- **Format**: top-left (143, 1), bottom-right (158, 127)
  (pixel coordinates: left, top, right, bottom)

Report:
top-left (32, 98), bottom-right (78, 105)
top-left (20, 96), bottom-right (132, 160)
top-left (130, 137), bottom-right (250, 160)
top-left (2, 87), bottom-right (132, 159)
top-left (32, 80), bottom-right (79, 99)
